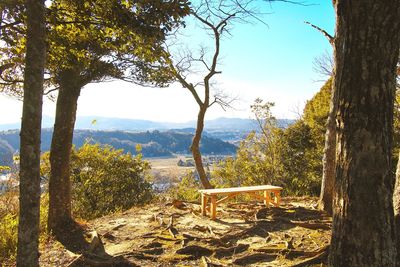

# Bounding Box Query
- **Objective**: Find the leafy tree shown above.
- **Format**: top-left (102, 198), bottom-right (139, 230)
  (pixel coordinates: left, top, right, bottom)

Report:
top-left (303, 79), bottom-right (333, 200)
top-left (47, 0), bottom-right (189, 236)
top-left (278, 120), bottom-right (321, 195)
top-left (305, 19), bottom-right (336, 215)
top-left (213, 87), bottom-right (330, 196)
top-left (15, 0), bottom-right (46, 266)
top-left (1, 0), bottom-right (190, 236)
top-left (303, 79), bottom-right (332, 150)
top-left (329, 1), bottom-right (400, 265)
top-left (213, 99), bottom-right (286, 191)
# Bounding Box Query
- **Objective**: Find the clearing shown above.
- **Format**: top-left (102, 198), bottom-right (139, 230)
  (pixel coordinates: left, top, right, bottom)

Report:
top-left (39, 197), bottom-right (331, 266)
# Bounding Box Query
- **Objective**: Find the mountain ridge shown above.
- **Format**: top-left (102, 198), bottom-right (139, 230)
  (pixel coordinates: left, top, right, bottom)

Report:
top-left (0, 116), bottom-right (294, 131)
top-left (0, 128), bottom-right (237, 166)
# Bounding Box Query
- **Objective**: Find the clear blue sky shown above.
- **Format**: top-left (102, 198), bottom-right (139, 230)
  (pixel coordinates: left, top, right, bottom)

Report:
top-left (0, 1), bottom-right (335, 124)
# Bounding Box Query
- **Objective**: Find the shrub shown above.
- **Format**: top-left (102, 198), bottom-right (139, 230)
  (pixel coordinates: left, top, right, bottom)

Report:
top-left (43, 143), bottom-right (153, 220)
top-left (0, 212), bottom-right (18, 263)
top-left (0, 192), bottom-right (49, 264)
top-left (169, 171), bottom-right (200, 202)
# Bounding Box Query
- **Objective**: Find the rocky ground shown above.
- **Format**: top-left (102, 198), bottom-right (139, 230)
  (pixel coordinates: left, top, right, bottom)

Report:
top-left (39, 197), bottom-right (331, 266)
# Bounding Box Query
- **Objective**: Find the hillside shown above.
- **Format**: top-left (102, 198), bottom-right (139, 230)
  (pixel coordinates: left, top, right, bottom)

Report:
top-left (0, 129), bottom-right (237, 165)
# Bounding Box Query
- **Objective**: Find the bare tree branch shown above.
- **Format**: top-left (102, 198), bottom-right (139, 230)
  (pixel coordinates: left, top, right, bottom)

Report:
top-left (313, 50), bottom-right (333, 77)
top-left (304, 21), bottom-right (334, 45)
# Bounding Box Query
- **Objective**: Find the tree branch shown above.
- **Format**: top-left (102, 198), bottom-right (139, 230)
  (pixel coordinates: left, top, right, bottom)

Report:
top-left (304, 21), bottom-right (334, 45)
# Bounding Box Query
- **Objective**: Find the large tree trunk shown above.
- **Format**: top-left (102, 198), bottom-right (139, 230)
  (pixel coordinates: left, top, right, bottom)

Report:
top-left (394, 152), bottom-right (400, 265)
top-left (329, 1), bottom-right (400, 266)
top-left (191, 106), bottom-right (213, 189)
top-left (318, 85), bottom-right (336, 215)
top-left (48, 70), bottom-right (81, 235)
top-left (16, 0), bottom-right (46, 266)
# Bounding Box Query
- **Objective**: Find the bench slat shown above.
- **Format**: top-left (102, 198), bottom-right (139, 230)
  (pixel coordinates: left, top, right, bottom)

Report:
top-left (199, 185), bottom-right (282, 195)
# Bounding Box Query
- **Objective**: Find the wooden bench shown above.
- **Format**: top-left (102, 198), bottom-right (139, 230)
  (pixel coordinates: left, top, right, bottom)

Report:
top-left (199, 185), bottom-right (283, 220)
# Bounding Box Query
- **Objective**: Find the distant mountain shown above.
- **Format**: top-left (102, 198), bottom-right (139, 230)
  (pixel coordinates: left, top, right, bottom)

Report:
top-left (0, 115), bottom-right (55, 131)
top-left (0, 116), bottom-right (294, 132)
top-left (0, 129), bottom-right (237, 166)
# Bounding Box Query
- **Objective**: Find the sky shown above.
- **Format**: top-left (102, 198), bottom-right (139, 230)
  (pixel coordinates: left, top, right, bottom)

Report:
top-left (0, 1), bottom-right (335, 124)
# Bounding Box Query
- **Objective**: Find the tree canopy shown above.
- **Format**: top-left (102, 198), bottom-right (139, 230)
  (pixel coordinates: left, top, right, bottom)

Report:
top-left (0, 0), bottom-right (190, 95)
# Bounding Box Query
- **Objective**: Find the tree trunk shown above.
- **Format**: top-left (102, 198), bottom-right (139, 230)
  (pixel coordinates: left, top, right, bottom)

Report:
top-left (16, 0), bottom-right (46, 266)
top-left (318, 85), bottom-right (336, 215)
top-left (48, 70), bottom-right (81, 235)
top-left (394, 152), bottom-right (400, 265)
top-left (329, 1), bottom-right (400, 266)
top-left (191, 106), bottom-right (213, 189)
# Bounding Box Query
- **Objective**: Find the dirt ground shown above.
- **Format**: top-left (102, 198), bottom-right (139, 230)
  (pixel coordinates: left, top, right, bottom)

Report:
top-left (39, 197), bottom-right (331, 267)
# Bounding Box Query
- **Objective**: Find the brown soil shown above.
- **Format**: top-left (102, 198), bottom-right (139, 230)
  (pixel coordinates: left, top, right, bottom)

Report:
top-left (39, 197), bottom-right (331, 266)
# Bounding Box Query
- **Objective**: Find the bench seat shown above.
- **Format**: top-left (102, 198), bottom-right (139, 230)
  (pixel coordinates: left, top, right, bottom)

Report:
top-left (199, 185), bottom-right (283, 220)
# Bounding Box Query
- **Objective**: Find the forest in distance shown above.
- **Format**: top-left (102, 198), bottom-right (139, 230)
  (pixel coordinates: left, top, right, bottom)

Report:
top-left (0, 128), bottom-right (238, 165)
top-left (1, 0), bottom-right (400, 266)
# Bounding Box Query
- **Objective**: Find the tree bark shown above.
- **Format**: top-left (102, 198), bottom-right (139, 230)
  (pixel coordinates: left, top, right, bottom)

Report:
top-left (48, 70), bottom-right (81, 235)
top-left (394, 152), bottom-right (400, 265)
top-left (191, 106), bottom-right (213, 189)
top-left (16, 0), bottom-right (46, 266)
top-left (318, 84), bottom-right (336, 215)
top-left (329, 1), bottom-right (400, 266)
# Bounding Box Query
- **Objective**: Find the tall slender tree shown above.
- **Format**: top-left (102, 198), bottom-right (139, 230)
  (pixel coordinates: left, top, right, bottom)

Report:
top-left (329, 1), bottom-right (400, 266)
top-left (16, 0), bottom-right (46, 266)
top-left (319, 80), bottom-right (336, 215)
top-left (305, 21), bottom-right (336, 215)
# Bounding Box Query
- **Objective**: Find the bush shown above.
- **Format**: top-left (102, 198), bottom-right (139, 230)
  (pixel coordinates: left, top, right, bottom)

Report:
top-left (0, 192), bottom-right (49, 264)
top-left (169, 171), bottom-right (200, 202)
top-left (45, 143), bottom-right (154, 220)
top-left (0, 212), bottom-right (18, 263)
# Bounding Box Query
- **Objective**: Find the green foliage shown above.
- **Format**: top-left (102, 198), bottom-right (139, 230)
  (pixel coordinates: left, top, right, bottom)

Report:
top-left (1, 0), bottom-right (191, 95)
top-left (278, 121), bottom-right (321, 195)
top-left (0, 213), bottom-right (18, 263)
top-left (0, 193), bottom-right (49, 264)
top-left (42, 143), bottom-right (154, 220)
top-left (213, 81), bottom-right (333, 196)
top-left (169, 171), bottom-right (200, 202)
top-left (213, 99), bottom-right (285, 189)
top-left (303, 78), bottom-right (332, 149)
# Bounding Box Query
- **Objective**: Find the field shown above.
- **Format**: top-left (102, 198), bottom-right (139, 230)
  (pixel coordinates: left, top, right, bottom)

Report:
top-left (147, 156), bottom-right (195, 190)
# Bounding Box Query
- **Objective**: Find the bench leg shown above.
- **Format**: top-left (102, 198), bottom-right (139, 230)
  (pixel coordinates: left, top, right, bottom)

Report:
top-left (263, 190), bottom-right (270, 207)
top-left (210, 196), bottom-right (217, 220)
top-left (201, 194), bottom-right (208, 216)
top-left (274, 191), bottom-right (281, 206)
